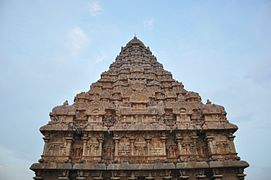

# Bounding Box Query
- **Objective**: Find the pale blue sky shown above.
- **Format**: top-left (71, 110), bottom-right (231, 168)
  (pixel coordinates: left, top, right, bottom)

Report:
top-left (0, 0), bottom-right (271, 179)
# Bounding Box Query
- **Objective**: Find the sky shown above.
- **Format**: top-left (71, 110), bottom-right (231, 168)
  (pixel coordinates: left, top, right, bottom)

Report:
top-left (0, 0), bottom-right (271, 179)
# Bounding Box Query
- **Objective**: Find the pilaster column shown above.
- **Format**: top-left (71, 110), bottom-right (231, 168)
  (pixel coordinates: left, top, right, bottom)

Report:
top-left (206, 135), bottom-right (215, 159)
top-left (130, 137), bottom-right (135, 156)
top-left (98, 136), bottom-right (104, 157)
top-left (212, 169), bottom-right (223, 180)
top-left (145, 136), bottom-right (151, 156)
top-left (180, 170), bottom-right (189, 179)
top-left (196, 169), bottom-right (206, 179)
top-left (42, 136), bottom-right (50, 156)
top-left (113, 135), bottom-right (120, 157)
top-left (228, 134), bottom-right (237, 153)
top-left (76, 171), bottom-right (86, 180)
top-left (176, 133), bottom-right (183, 158)
top-left (82, 134), bottom-right (89, 157)
top-left (65, 136), bottom-right (73, 158)
top-left (145, 172), bottom-right (154, 179)
top-left (58, 171), bottom-right (69, 180)
top-left (160, 133), bottom-right (167, 156)
top-left (191, 135), bottom-right (198, 159)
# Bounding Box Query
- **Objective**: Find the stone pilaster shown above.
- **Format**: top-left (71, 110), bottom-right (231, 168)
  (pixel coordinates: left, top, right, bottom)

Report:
top-left (145, 136), bottom-right (151, 156)
top-left (206, 135), bottom-right (215, 159)
top-left (58, 170), bottom-right (69, 180)
top-left (82, 134), bottom-right (89, 157)
top-left (211, 168), bottom-right (223, 180)
top-left (130, 137), bottom-right (135, 156)
top-left (65, 136), bottom-right (73, 158)
top-left (196, 169), bottom-right (206, 179)
top-left (42, 136), bottom-right (50, 157)
top-left (191, 135), bottom-right (198, 160)
top-left (176, 133), bottom-right (183, 159)
top-left (160, 133), bottom-right (167, 156)
top-left (76, 171), bottom-right (87, 180)
top-left (228, 134), bottom-right (237, 153)
top-left (113, 135), bottom-right (120, 159)
top-left (98, 135), bottom-right (104, 158)
top-left (180, 170), bottom-right (189, 179)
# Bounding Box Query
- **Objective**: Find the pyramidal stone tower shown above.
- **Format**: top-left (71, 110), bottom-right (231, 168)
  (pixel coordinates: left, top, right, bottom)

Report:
top-left (31, 37), bottom-right (248, 180)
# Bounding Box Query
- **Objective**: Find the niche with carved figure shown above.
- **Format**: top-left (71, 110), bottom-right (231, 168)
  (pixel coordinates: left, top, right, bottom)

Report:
top-left (166, 134), bottom-right (178, 159)
top-left (85, 137), bottom-right (100, 156)
top-left (191, 109), bottom-right (203, 121)
top-left (44, 134), bottom-right (66, 159)
top-left (103, 109), bottom-right (116, 127)
top-left (164, 108), bottom-right (176, 126)
top-left (71, 135), bottom-right (83, 162)
top-left (150, 137), bottom-right (163, 156)
top-left (76, 110), bottom-right (86, 120)
top-left (118, 137), bottom-right (130, 156)
top-left (178, 107), bottom-right (188, 122)
top-left (196, 132), bottom-right (209, 160)
top-left (134, 136), bottom-right (147, 156)
top-left (214, 134), bottom-right (232, 155)
top-left (47, 143), bottom-right (65, 156)
top-left (102, 133), bottom-right (114, 162)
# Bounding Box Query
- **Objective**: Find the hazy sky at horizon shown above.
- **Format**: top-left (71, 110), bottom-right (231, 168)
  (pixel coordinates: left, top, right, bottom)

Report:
top-left (1, 0), bottom-right (271, 179)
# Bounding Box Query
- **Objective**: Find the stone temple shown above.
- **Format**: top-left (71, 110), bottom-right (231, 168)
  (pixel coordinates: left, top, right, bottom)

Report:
top-left (31, 37), bottom-right (249, 179)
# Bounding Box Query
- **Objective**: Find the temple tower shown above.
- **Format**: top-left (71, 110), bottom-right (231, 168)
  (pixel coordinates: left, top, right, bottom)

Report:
top-left (31, 37), bottom-right (249, 180)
